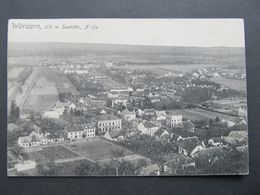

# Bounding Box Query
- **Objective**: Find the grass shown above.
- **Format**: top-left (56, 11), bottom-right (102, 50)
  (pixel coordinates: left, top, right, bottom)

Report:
top-left (172, 108), bottom-right (237, 121)
top-left (28, 145), bottom-right (80, 162)
top-left (210, 77), bottom-right (246, 93)
top-left (63, 138), bottom-right (134, 161)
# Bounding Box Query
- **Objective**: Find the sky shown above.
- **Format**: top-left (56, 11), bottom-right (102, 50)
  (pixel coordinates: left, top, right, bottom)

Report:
top-left (8, 19), bottom-right (245, 47)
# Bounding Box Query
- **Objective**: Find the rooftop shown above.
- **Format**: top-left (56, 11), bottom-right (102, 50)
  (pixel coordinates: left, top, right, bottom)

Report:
top-left (178, 136), bottom-right (201, 154)
top-left (143, 121), bottom-right (158, 129)
top-left (95, 114), bottom-right (121, 121)
top-left (182, 120), bottom-right (195, 130)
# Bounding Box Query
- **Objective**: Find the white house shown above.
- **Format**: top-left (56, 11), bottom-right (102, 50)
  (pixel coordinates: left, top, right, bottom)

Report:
top-left (238, 106), bottom-right (247, 117)
top-left (82, 124), bottom-right (96, 138)
top-left (45, 133), bottom-right (64, 143)
top-left (155, 110), bottom-right (167, 121)
top-left (19, 108), bottom-right (31, 120)
top-left (66, 125), bottom-right (84, 141)
top-left (42, 110), bottom-right (60, 119)
top-left (137, 121), bottom-right (159, 137)
top-left (66, 123), bottom-right (96, 140)
top-left (52, 101), bottom-right (66, 115)
top-left (136, 109), bottom-right (144, 117)
top-left (166, 113), bottom-right (182, 127)
top-left (69, 102), bottom-right (76, 110)
top-left (18, 130), bottom-right (44, 148)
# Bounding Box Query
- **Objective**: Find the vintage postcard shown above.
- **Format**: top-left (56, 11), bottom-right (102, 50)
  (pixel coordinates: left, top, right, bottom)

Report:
top-left (7, 19), bottom-right (248, 176)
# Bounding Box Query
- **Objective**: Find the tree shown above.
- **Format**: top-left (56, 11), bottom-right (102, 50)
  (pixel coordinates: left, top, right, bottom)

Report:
top-left (215, 116), bottom-right (220, 123)
top-left (9, 100), bottom-right (20, 122)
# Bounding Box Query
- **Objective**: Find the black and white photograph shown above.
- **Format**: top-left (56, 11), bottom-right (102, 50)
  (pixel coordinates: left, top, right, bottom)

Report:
top-left (7, 19), bottom-right (248, 176)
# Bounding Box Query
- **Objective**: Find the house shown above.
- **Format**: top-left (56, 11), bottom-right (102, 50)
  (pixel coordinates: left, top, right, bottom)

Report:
top-left (66, 123), bottom-right (96, 140)
top-left (18, 130), bottom-right (44, 147)
top-left (104, 130), bottom-right (125, 141)
top-left (14, 160), bottom-right (37, 172)
top-left (166, 113), bottom-right (182, 127)
top-left (143, 109), bottom-right (156, 117)
top-left (136, 109), bottom-right (144, 117)
top-left (112, 95), bottom-right (128, 107)
top-left (93, 114), bottom-right (122, 134)
top-left (208, 137), bottom-right (223, 146)
top-left (110, 87), bottom-right (133, 93)
top-left (181, 120), bottom-right (195, 133)
top-left (155, 110), bottom-right (167, 121)
top-left (154, 129), bottom-right (171, 142)
top-left (121, 109), bottom-right (136, 121)
top-left (45, 132), bottom-right (64, 143)
top-left (164, 154), bottom-right (195, 174)
top-left (137, 121), bottom-right (159, 137)
top-left (42, 110), bottom-right (60, 119)
top-left (177, 136), bottom-right (202, 156)
top-left (19, 108), bottom-right (31, 120)
top-left (66, 124), bottom-right (84, 141)
top-left (18, 135), bottom-right (41, 147)
top-left (140, 164), bottom-right (160, 176)
top-left (238, 106), bottom-right (247, 117)
top-left (221, 119), bottom-right (236, 127)
top-left (68, 102), bottom-right (76, 110)
top-left (52, 101), bottom-right (66, 115)
top-left (82, 124), bottom-right (96, 138)
top-left (223, 131), bottom-right (248, 146)
top-left (191, 146), bottom-right (225, 165)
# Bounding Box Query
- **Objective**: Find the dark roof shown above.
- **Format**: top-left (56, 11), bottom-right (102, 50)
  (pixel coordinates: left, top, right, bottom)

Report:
top-left (182, 120), bottom-right (195, 130)
top-left (164, 154), bottom-right (194, 167)
top-left (66, 124), bottom-right (84, 132)
top-left (143, 121), bottom-right (158, 129)
top-left (143, 109), bottom-right (155, 113)
top-left (228, 131), bottom-right (248, 142)
top-left (192, 147), bottom-right (225, 160)
top-left (209, 137), bottom-right (222, 142)
top-left (154, 129), bottom-right (168, 137)
top-left (107, 130), bottom-right (125, 138)
top-left (95, 114), bottom-right (120, 121)
top-left (46, 133), bottom-right (63, 139)
top-left (178, 136), bottom-right (200, 154)
top-left (154, 129), bottom-right (165, 137)
top-left (121, 109), bottom-right (135, 116)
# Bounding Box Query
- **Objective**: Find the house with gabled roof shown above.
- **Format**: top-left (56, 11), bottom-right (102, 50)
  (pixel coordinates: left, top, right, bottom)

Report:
top-left (223, 131), bottom-right (248, 146)
top-left (191, 146), bottom-right (226, 165)
top-left (137, 121), bottom-right (159, 137)
top-left (164, 154), bottom-right (195, 174)
top-left (181, 120), bottom-right (195, 133)
top-left (66, 123), bottom-right (96, 141)
top-left (177, 136), bottom-right (203, 156)
top-left (104, 130), bottom-right (125, 141)
top-left (154, 129), bottom-right (171, 142)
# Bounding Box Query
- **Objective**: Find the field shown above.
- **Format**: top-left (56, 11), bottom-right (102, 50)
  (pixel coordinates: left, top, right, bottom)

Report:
top-left (171, 108), bottom-right (238, 121)
top-left (23, 74), bottom-right (59, 112)
top-left (116, 64), bottom-right (216, 73)
top-left (8, 67), bottom-right (25, 80)
top-left (27, 145), bottom-right (82, 163)
top-left (63, 137), bottom-right (150, 164)
top-left (210, 77), bottom-right (247, 93)
top-left (44, 69), bottom-right (79, 95)
top-left (26, 138), bottom-right (150, 166)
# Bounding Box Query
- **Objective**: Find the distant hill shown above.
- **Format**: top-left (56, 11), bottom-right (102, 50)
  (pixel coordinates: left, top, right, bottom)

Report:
top-left (8, 42), bottom-right (246, 67)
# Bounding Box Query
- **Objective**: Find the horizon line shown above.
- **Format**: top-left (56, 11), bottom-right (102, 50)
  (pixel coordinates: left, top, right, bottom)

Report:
top-left (8, 41), bottom-right (245, 48)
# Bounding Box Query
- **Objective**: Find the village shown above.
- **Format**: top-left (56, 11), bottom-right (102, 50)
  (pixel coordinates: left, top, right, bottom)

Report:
top-left (7, 59), bottom-right (248, 176)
